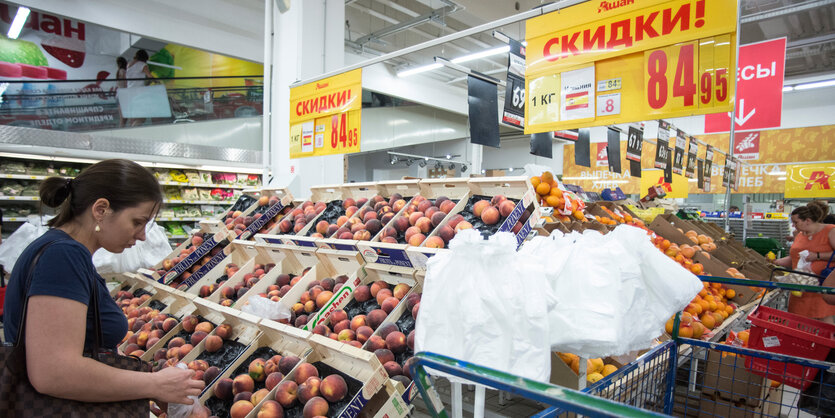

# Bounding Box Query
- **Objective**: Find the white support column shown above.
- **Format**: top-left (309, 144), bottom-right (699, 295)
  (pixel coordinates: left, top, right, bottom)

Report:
top-left (269, 0), bottom-right (345, 198)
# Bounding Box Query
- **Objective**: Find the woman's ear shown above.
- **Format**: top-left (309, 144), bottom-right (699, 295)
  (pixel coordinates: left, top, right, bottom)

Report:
top-left (91, 198), bottom-right (111, 221)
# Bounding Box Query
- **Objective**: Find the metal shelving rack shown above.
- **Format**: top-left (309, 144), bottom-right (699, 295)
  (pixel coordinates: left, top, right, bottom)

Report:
top-left (702, 217), bottom-right (791, 248)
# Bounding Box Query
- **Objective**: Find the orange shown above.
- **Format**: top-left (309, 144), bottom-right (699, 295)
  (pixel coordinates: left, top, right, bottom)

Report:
top-left (690, 263), bottom-right (704, 275)
top-left (700, 313), bottom-right (716, 329)
top-left (530, 176), bottom-right (541, 189)
top-left (536, 182), bottom-right (551, 196)
top-left (589, 358), bottom-right (604, 374)
top-left (660, 239), bottom-right (671, 250)
top-left (665, 317), bottom-right (675, 334)
top-left (573, 210), bottom-right (585, 220)
top-left (545, 195), bottom-right (561, 208)
top-left (708, 301), bottom-right (718, 311)
top-left (541, 171), bottom-right (554, 185)
top-left (587, 372), bottom-right (604, 383)
top-left (557, 352), bottom-right (578, 366)
top-left (699, 288), bottom-right (708, 298)
top-left (602, 364), bottom-right (618, 377)
top-left (737, 330), bottom-right (749, 346)
top-left (680, 312), bottom-right (693, 325)
top-left (689, 236), bottom-right (701, 244)
top-left (691, 322), bottom-right (705, 339)
top-left (698, 299), bottom-right (710, 313)
top-left (698, 234), bottom-right (710, 244)
top-left (724, 305), bottom-right (734, 315)
top-left (549, 187), bottom-right (564, 197)
top-left (624, 214), bottom-right (633, 223)
top-left (685, 230), bottom-right (698, 238)
top-left (679, 325), bottom-right (694, 338)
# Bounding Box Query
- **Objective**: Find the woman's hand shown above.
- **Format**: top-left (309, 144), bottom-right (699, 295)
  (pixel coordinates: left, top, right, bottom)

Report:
top-left (149, 366), bottom-right (205, 405)
top-left (772, 256), bottom-right (791, 268)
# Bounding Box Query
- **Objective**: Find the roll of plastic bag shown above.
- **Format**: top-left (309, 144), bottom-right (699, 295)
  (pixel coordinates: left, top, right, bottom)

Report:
top-left (94, 222), bottom-right (172, 274)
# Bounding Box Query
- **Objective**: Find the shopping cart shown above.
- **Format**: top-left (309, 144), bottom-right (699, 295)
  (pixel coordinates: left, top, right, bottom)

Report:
top-left (410, 276), bottom-right (835, 417)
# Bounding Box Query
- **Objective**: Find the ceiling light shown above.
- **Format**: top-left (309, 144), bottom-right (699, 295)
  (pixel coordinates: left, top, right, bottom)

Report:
top-left (435, 161), bottom-right (443, 170)
top-left (418, 159), bottom-right (427, 168)
top-left (782, 86), bottom-right (793, 92)
top-left (461, 165), bottom-right (468, 173)
top-left (405, 159), bottom-right (413, 167)
top-left (481, 169), bottom-right (486, 174)
top-left (777, 177), bottom-right (786, 181)
top-left (390, 155), bottom-right (398, 165)
top-left (446, 154), bottom-right (451, 159)
top-left (451, 45), bottom-right (510, 64)
top-left (767, 171), bottom-right (786, 176)
top-left (397, 63), bottom-right (443, 77)
top-left (448, 163), bottom-right (455, 170)
top-left (508, 167), bottom-right (514, 172)
top-left (7, 6), bottom-right (30, 39)
top-left (794, 79), bottom-right (835, 90)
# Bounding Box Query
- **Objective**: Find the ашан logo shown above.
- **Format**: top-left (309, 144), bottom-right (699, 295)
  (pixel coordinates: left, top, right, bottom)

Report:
top-left (598, 0), bottom-right (635, 13)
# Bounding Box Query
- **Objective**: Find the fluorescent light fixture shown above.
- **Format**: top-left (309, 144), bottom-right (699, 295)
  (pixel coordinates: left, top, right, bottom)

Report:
top-left (451, 45), bottom-right (510, 64)
top-left (767, 171), bottom-right (786, 176)
top-left (783, 86), bottom-right (794, 92)
top-left (7, 6), bottom-right (30, 39)
top-left (562, 176), bottom-right (599, 181)
top-left (777, 177), bottom-right (786, 181)
top-left (689, 179), bottom-right (698, 182)
top-left (794, 79), bottom-right (835, 90)
top-left (397, 63), bottom-right (442, 77)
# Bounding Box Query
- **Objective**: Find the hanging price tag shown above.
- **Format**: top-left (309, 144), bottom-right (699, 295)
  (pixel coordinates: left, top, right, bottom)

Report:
top-left (502, 38), bottom-right (526, 128)
top-left (673, 129), bottom-right (686, 175)
top-left (722, 155), bottom-right (732, 187)
top-left (704, 146), bottom-right (714, 192)
top-left (685, 136), bottom-right (698, 179)
top-left (655, 120), bottom-right (671, 169)
top-left (626, 124), bottom-right (643, 162)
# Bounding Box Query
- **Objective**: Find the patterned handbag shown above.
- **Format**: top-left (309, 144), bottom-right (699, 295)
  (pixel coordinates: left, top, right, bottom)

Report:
top-left (0, 241), bottom-right (151, 417)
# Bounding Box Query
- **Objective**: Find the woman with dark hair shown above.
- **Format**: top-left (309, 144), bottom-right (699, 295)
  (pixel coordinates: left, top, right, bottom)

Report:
top-left (116, 57), bottom-right (128, 89)
top-left (774, 203), bottom-right (835, 323)
top-left (126, 49), bottom-right (152, 88)
top-left (809, 200), bottom-right (835, 225)
top-left (2, 160), bottom-right (203, 407)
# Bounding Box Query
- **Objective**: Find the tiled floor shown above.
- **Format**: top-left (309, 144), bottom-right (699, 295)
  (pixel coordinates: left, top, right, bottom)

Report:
top-left (410, 378), bottom-right (553, 418)
top-left (780, 386), bottom-right (818, 418)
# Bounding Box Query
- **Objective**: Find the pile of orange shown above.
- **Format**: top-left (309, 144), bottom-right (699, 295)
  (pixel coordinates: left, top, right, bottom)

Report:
top-left (651, 234), bottom-right (705, 275)
top-left (531, 172), bottom-right (588, 223)
top-left (665, 281), bottom-right (737, 339)
top-left (678, 229), bottom-right (718, 252)
top-left (556, 352), bottom-right (619, 383)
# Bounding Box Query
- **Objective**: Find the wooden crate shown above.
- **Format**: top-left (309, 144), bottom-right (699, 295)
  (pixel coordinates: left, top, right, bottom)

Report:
top-left (289, 248), bottom-right (366, 331)
top-left (202, 240), bottom-right (293, 309)
top-left (181, 239), bottom-right (256, 297)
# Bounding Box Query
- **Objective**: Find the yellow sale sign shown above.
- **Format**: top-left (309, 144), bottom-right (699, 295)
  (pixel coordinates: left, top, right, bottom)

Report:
top-left (640, 170), bottom-right (689, 198)
top-left (289, 69), bottom-right (362, 158)
top-left (785, 163), bottom-right (835, 198)
top-left (525, 0), bottom-right (737, 133)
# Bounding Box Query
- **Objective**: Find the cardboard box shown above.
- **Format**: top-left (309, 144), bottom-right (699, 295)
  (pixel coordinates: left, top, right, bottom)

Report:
top-left (701, 350), bottom-right (767, 406)
top-left (198, 319), bottom-right (312, 409)
top-left (697, 393), bottom-right (766, 418)
top-left (249, 334), bottom-right (389, 418)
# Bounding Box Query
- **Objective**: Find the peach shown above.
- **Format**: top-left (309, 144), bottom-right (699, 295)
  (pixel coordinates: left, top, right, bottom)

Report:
top-left (376, 289), bottom-right (393, 305)
top-left (294, 362), bottom-right (319, 385)
top-left (162, 317), bottom-right (178, 333)
top-left (392, 216), bottom-right (409, 233)
top-left (181, 315), bottom-right (199, 333)
top-left (491, 195), bottom-right (507, 206)
top-left (233, 374), bottom-right (255, 395)
top-left (386, 331), bottom-right (408, 354)
top-left (316, 220), bottom-right (329, 235)
top-left (195, 321), bottom-right (214, 334)
top-left (393, 283), bottom-right (410, 300)
top-left (481, 207), bottom-right (500, 225)
top-left (249, 358), bottom-right (267, 382)
top-left (375, 348), bottom-right (395, 365)
top-left (294, 315), bottom-right (309, 328)
top-left (257, 400), bottom-right (284, 418)
top-left (408, 330), bottom-right (415, 351)
top-left (392, 199), bottom-right (407, 212)
top-left (499, 200), bottom-right (516, 217)
top-left (275, 380), bottom-right (298, 408)
top-left (408, 233), bottom-right (426, 246)
top-left (304, 300), bottom-right (316, 313)
top-left (215, 377), bottom-right (234, 400)
top-left (430, 211), bottom-right (447, 227)
top-left (350, 315), bottom-right (367, 331)
top-left (412, 302), bottom-right (420, 319)
top-left (346, 340), bottom-right (363, 349)
top-left (416, 217), bottom-right (433, 234)
top-left (338, 329), bottom-right (356, 341)
top-left (353, 285), bottom-right (372, 302)
top-left (425, 236), bottom-right (444, 248)
top-left (251, 388), bottom-right (270, 406)
top-left (154, 348), bottom-right (167, 362)
top-left (356, 326), bottom-right (374, 344)
top-left (316, 291), bottom-right (334, 308)
top-left (473, 200), bottom-right (491, 217)
top-left (370, 281), bottom-right (389, 297)
top-left (343, 198), bottom-right (357, 209)
top-left (303, 396), bottom-right (329, 418)
top-left (455, 221), bottom-right (473, 232)
top-left (265, 359), bottom-right (281, 376)
top-left (320, 277), bottom-right (335, 291)
top-left (384, 361), bottom-right (403, 377)
top-left (313, 324), bottom-right (329, 336)
top-left (353, 230), bottom-right (372, 241)
top-left (331, 308), bottom-right (349, 324)
top-left (382, 236), bottom-right (397, 243)
top-left (298, 376), bottom-right (321, 404)
top-left (178, 343), bottom-right (193, 358)
top-left (204, 366), bottom-right (221, 386)
top-left (378, 323), bottom-right (400, 340)
top-left (417, 200), bottom-right (432, 213)
top-left (265, 372), bottom-right (284, 391)
top-left (125, 343), bottom-right (141, 355)
top-left (204, 335), bottom-right (223, 353)
top-left (367, 309), bottom-right (388, 330)
top-left (439, 199), bottom-right (456, 214)
top-left (381, 297), bottom-right (399, 313)
top-left (408, 212), bottom-right (424, 226)
top-left (320, 374), bottom-right (348, 402)
top-left (365, 219), bottom-right (382, 235)
top-left (333, 319), bottom-right (351, 334)
top-left (233, 392), bottom-right (252, 403)
top-left (404, 226), bottom-right (421, 242)
top-left (215, 324), bottom-right (233, 340)
top-left (168, 337), bottom-right (185, 349)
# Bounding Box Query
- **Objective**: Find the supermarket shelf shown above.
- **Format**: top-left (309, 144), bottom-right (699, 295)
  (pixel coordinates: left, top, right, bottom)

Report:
top-left (162, 199), bottom-right (232, 205)
top-left (702, 217), bottom-right (790, 247)
top-left (167, 235), bottom-right (189, 239)
top-left (158, 181), bottom-right (254, 189)
top-left (2, 217), bottom-right (32, 222)
top-left (0, 173), bottom-right (64, 180)
top-left (0, 196), bottom-right (39, 201)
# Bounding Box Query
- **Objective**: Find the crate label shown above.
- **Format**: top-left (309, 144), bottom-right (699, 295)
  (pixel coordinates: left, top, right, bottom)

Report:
top-left (238, 202), bottom-right (286, 240)
top-left (289, 239), bottom-right (318, 248)
top-left (305, 284), bottom-right (355, 330)
top-left (163, 235), bottom-right (220, 284)
top-left (336, 377), bottom-right (384, 418)
top-left (762, 336), bottom-right (780, 348)
top-left (260, 236), bottom-right (285, 245)
top-left (401, 381), bottom-right (419, 404)
top-left (362, 246), bottom-right (413, 268)
top-left (181, 250), bottom-right (229, 288)
top-left (330, 242), bottom-right (359, 252)
top-left (498, 190), bottom-right (534, 233)
top-left (515, 220), bottom-right (534, 248)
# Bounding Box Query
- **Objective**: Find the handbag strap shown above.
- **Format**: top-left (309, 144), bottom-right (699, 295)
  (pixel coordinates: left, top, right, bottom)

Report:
top-left (14, 238), bottom-right (105, 356)
top-left (825, 251), bottom-right (835, 268)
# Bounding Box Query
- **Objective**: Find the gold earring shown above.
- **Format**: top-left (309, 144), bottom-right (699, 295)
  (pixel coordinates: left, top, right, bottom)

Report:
top-left (95, 224), bottom-right (101, 232)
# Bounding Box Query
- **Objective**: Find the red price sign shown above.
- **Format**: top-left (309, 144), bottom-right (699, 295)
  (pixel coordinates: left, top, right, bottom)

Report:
top-left (644, 35), bottom-right (732, 116)
top-left (290, 69), bottom-right (362, 158)
top-left (330, 112), bottom-right (359, 149)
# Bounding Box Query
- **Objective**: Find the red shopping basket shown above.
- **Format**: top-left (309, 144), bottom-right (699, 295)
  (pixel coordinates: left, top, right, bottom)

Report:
top-left (745, 306), bottom-right (835, 389)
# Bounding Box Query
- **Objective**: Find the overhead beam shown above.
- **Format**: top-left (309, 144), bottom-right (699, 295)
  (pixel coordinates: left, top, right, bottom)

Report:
top-left (741, 0), bottom-right (835, 23)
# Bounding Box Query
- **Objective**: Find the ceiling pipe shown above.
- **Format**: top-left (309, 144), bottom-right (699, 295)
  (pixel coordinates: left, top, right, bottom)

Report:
top-left (741, 0), bottom-right (835, 23)
top-left (354, 4), bottom-right (459, 46)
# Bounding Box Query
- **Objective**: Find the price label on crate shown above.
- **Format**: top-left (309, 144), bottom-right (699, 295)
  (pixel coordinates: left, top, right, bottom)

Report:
top-left (289, 69), bottom-right (362, 158)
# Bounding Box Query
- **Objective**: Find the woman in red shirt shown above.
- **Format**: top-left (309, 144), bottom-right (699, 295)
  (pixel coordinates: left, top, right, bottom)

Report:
top-left (775, 204), bottom-right (835, 323)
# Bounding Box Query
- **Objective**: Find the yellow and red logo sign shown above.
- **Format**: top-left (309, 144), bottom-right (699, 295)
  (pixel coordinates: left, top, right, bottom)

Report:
top-left (785, 163), bottom-right (835, 198)
top-left (640, 170), bottom-right (689, 198)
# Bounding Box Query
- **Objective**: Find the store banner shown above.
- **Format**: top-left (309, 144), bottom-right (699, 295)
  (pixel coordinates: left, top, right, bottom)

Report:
top-left (673, 129), bottom-right (686, 175)
top-left (641, 170), bottom-right (689, 199)
top-left (525, 0), bottom-right (737, 133)
top-left (685, 136), bottom-right (698, 178)
top-left (704, 38), bottom-right (787, 133)
top-left (654, 120), bottom-right (671, 169)
top-left (289, 68), bottom-right (362, 158)
top-left (502, 38), bottom-right (526, 128)
top-left (607, 127), bottom-right (622, 174)
top-left (785, 163), bottom-right (835, 198)
top-left (468, 75), bottom-right (501, 148)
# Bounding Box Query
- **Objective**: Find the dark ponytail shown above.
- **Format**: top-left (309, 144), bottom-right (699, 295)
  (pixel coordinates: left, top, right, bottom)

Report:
top-left (791, 204), bottom-right (824, 224)
top-left (808, 200), bottom-right (831, 222)
top-left (40, 159), bottom-right (163, 228)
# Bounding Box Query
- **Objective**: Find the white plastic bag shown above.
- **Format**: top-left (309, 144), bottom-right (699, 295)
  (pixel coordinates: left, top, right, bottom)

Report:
top-left (240, 295), bottom-right (291, 322)
top-left (797, 250), bottom-right (814, 273)
top-left (0, 220), bottom-right (48, 272)
top-left (166, 363), bottom-right (210, 418)
top-left (93, 222), bottom-right (172, 274)
top-left (415, 230), bottom-right (556, 383)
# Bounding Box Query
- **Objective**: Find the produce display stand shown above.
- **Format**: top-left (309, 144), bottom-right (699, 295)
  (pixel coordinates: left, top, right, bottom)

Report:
top-left (180, 239), bottom-right (260, 297)
top-left (199, 240), bottom-right (287, 308)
